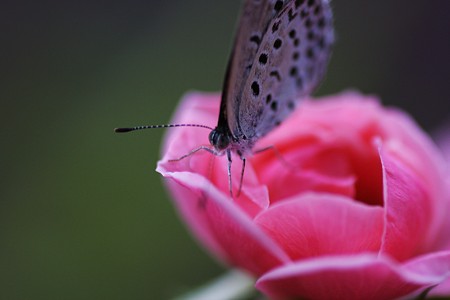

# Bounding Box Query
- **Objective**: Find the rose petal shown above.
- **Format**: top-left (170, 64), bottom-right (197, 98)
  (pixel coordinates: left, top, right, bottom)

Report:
top-left (256, 251), bottom-right (450, 300)
top-left (403, 251), bottom-right (450, 296)
top-left (431, 277), bottom-right (450, 296)
top-left (252, 140), bottom-right (356, 202)
top-left (429, 189), bottom-right (450, 253)
top-left (381, 109), bottom-right (449, 250)
top-left (254, 193), bottom-right (384, 260)
top-left (253, 92), bottom-right (386, 206)
top-left (157, 163), bottom-right (291, 276)
top-left (163, 178), bottom-right (228, 262)
top-left (379, 146), bottom-right (433, 260)
top-left (402, 251), bottom-right (450, 282)
top-left (383, 108), bottom-right (448, 192)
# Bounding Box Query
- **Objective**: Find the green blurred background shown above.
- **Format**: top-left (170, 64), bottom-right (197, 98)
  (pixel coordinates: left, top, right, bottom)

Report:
top-left (1, 0), bottom-right (449, 299)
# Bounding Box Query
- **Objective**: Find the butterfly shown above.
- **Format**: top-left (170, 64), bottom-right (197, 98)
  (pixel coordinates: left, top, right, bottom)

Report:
top-left (116, 0), bottom-right (334, 197)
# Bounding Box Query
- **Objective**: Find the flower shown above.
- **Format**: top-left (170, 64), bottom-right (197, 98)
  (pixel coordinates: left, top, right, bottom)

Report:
top-left (156, 91), bottom-right (450, 299)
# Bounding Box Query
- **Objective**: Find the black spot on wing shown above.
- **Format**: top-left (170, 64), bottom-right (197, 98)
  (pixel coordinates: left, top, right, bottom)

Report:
top-left (273, 38), bottom-right (282, 49)
top-left (270, 70), bottom-right (281, 81)
top-left (272, 20), bottom-right (281, 33)
top-left (314, 4), bottom-right (321, 15)
top-left (259, 53), bottom-right (268, 64)
top-left (270, 100), bottom-right (278, 112)
top-left (251, 81), bottom-right (260, 96)
top-left (300, 9), bottom-right (309, 18)
top-left (274, 0), bottom-right (283, 12)
top-left (289, 66), bottom-right (298, 77)
top-left (289, 29), bottom-right (296, 39)
top-left (250, 35), bottom-right (261, 45)
top-left (288, 8), bottom-right (298, 22)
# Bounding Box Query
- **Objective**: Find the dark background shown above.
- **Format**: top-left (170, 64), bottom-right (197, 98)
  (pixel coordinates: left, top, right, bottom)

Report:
top-left (1, 0), bottom-right (449, 299)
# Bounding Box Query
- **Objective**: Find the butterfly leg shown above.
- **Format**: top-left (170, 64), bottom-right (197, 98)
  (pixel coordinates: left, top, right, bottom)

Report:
top-left (253, 145), bottom-right (292, 170)
top-left (168, 145), bottom-right (218, 162)
top-left (236, 157), bottom-right (246, 198)
top-left (168, 146), bottom-right (221, 206)
top-left (226, 149), bottom-right (233, 198)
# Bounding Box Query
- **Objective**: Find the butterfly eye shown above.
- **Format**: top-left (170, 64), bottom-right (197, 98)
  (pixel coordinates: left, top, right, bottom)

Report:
top-left (209, 129), bottom-right (230, 150)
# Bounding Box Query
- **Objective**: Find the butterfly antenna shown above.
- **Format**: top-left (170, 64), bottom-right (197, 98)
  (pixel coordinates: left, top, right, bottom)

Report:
top-left (114, 124), bottom-right (214, 133)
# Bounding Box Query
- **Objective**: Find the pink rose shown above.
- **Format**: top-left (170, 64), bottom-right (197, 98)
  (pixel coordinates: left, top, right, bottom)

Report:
top-left (157, 91), bottom-right (450, 299)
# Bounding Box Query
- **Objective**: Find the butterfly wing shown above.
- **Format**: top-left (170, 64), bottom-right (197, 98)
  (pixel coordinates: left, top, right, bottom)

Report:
top-left (230, 0), bottom-right (334, 141)
top-left (219, 0), bottom-right (287, 138)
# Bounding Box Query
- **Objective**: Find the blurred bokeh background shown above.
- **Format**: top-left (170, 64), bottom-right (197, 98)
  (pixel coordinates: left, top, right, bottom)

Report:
top-left (1, 0), bottom-right (449, 299)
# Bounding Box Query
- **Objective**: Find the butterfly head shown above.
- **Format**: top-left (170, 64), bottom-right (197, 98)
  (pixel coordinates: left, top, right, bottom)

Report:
top-left (209, 127), bottom-right (231, 151)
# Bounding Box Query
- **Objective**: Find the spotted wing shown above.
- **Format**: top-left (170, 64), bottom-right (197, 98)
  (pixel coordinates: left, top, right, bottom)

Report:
top-left (235, 0), bottom-right (334, 140)
top-left (219, 0), bottom-right (288, 137)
